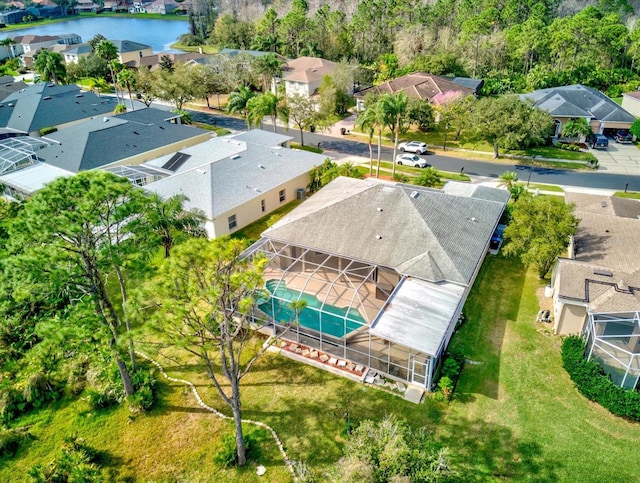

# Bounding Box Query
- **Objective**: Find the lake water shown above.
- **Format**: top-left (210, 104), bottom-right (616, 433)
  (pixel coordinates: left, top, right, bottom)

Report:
top-left (0, 17), bottom-right (189, 53)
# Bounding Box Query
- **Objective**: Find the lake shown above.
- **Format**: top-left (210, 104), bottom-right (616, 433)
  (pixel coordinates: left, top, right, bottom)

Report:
top-left (0, 17), bottom-right (189, 53)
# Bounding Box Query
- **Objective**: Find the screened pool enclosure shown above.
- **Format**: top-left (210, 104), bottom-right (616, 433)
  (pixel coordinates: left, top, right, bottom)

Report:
top-left (584, 311), bottom-right (640, 390)
top-left (246, 238), bottom-right (456, 389)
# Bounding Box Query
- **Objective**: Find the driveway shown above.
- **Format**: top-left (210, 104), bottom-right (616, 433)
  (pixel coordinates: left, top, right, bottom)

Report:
top-left (590, 140), bottom-right (640, 175)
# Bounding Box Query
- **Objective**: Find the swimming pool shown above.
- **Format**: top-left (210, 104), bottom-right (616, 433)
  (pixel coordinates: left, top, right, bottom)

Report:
top-left (259, 280), bottom-right (366, 338)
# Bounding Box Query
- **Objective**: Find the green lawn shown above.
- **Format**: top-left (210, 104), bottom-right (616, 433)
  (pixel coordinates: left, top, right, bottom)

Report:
top-left (3, 256), bottom-right (640, 481)
top-left (614, 191), bottom-right (640, 199)
top-left (376, 161), bottom-right (471, 182)
top-left (523, 182), bottom-right (564, 193)
top-left (230, 200), bottom-right (302, 243)
top-left (290, 142), bottom-right (324, 154)
top-left (439, 256), bottom-right (640, 482)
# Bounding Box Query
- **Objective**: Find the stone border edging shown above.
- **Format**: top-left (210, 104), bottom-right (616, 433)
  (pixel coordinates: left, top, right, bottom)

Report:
top-left (135, 351), bottom-right (298, 482)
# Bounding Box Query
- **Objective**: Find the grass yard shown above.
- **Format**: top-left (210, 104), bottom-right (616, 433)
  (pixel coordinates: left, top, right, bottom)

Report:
top-left (523, 182), bottom-right (564, 193)
top-left (230, 200), bottom-right (302, 243)
top-left (376, 160), bottom-right (471, 182)
top-left (439, 256), bottom-right (640, 482)
top-left (614, 191), bottom-right (640, 199)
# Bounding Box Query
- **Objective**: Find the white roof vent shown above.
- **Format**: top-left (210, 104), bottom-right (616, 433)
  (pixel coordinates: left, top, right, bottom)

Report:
top-left (259, 164), bottom-right (265, 169)
top-left (410, 191), bottom-right (419, 199)
top-left (103, 117), bottom-right (109, 122)
top-left (196, 168), bottom-right (206, 174)
top-left (376, 235), bottom-right (382, 240)
top-left (231, 154), bottom-right (241, 160)
top-left (377, 207), bottom-right (383, 212)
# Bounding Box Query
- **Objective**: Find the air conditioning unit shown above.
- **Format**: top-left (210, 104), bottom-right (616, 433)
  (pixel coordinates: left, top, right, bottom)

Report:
top-left (296, 188), bottom-right (306, 200)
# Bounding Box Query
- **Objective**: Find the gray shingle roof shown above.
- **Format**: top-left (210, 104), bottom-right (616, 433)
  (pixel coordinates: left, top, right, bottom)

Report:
top-left (144, 139), bottom-right (326, 218)
top-left (0, 83), bottom-right (119, 133)
top-left (38, 109), bottom-right (208, 172)
top-left (263, 178), bottom-right (506, 285)
top-left (230, 129), bottom-right (293, 147)
top-left (112, 40), bottom-right (151, 53)
top-left (522, 84), bottom-right (635, 123)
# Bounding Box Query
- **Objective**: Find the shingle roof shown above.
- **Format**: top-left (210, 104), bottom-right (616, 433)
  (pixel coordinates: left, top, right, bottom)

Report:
top-left (522, 84), bottom-right (635, 123)
top-left (355, 72), bottom-right (478, 102)
top-left (37, 109), bottom-right (208, 172)
top-left (0, 83), bottom-right (119, 133)
top-left (282, 56), bottom-right (336, 83)
top-left (112, 40), bottom-right (152, 53)
top-left (230, 129), bottom-right (293, 147)
top-left (263, 178), bottom-right (506, 285)
top-left (144, 137), bottom-right (326, 218)
top-left (64, 43), bottom-right (92, 55)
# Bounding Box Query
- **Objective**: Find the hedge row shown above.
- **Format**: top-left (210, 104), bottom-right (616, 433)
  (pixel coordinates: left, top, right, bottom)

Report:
top-left (561, 335), bottom-right (640, 421)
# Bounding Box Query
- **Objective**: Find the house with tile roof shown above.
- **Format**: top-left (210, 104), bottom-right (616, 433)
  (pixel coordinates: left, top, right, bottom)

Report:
top-left (137, 129), bottom-right (319, 238)
top-left (550, 193), bottom-right (640, 389)
top-left (522, 84), bottom-right (636, 137)
top-left (278, 56), bottom-right (337, 99)
top-left (246, 177), bottom-right (508, 392)
top-left (354, 72), bottom-right (482, 111)
top-left (0, 83), bottom-right (122, 136)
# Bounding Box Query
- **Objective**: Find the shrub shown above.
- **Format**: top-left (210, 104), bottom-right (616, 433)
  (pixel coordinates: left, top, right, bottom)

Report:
top-left (0, 427), bottom-right (32, 458)
top-left (131, 366), bottom-right (157, 411)
top-left (561, 335), bottom-right (640, 421)
top-left (393, 172), bottom-right (410, 183)
top-left (214, 432), bottom-right (260, 468)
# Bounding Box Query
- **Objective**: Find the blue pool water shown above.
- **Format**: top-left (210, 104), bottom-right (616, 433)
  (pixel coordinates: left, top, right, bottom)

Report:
top-left (259, 280), bottom-right (366, 338)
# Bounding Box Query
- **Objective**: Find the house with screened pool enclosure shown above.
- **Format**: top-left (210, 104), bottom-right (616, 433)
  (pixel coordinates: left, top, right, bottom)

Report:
top-left (245, 177), bottom-right (509, 390)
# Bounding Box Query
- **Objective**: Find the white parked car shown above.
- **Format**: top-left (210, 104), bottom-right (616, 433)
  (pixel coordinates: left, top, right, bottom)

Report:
top-left (398, 141), bottom-right (428, 154)
top-left (395, 154), bottom-right (429, 168)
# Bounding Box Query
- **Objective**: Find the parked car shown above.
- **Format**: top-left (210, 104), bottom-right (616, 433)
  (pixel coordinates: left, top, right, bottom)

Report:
top-left (395, 154), bottom-right (429, 168)
top-left (615, 130), bottom-right (633, 143)
top-left (590, 134), bottom-right (608, 149)
top-left (398, 141), bottom-right (428, 154)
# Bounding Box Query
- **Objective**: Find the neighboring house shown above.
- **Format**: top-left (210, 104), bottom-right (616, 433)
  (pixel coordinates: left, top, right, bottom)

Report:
top-left (37, 108), bottom-right (209, 172)
top-left (124, 52), bottom-right (209, 70)
top-left (0, 75), bottom-right (27, 100)
top-left (136, 129), bottom-right (316, 238)
top-left (0, 10), bottom-right (29, 25)
top-left (522, 84), bottom-right (636, 138)
top-left (0, 41), bottom-right (21, 61)
top-left (74, 0), bottom-right (100, 12)
top-left (248, 178), bottom-right (508, 391)
top-left (621, 91), bottom-right (640, 118)
top-left (103, 0), bottom-right (128, 11)
top-left (354, 72), bottom-right (483, 111)
top-left (144, 0), bottom-right (178, 14)
top-left (550, 193), bottom-right (640, 389)
top-left (0, 83), bottom-right (122, 136)
top-left (111, 40), bottom-right (153, 64)
top-left (13, 33), bottom-right (81, 67)
top-left (63, 43), bottom-right (92, 64)
top-left (278, 56), bottom-right (337, 99)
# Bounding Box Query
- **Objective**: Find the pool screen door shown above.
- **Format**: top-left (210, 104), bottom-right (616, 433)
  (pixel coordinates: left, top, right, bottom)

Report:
top-left (411, 357), bottom-right (428, 386)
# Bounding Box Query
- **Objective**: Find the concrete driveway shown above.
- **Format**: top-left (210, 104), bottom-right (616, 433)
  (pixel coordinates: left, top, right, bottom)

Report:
top-left (590, 140), bottom-right (640, 175)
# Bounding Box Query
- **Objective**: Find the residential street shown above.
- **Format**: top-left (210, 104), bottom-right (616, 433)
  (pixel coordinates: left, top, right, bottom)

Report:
top-left (187, 109), bottom-right (640, 192)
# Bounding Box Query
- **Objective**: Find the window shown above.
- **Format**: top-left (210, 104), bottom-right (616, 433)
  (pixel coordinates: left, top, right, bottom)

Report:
top-left (279, 189), bottom-right (286, 203)
top-left (228, 214), bottom-right (237, 230)
top-left (261, 199), bottom-right (266, 213)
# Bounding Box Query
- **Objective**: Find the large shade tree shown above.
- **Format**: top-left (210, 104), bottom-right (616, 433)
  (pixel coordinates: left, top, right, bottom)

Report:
top-left (133, 238), bottom-right (275, 467)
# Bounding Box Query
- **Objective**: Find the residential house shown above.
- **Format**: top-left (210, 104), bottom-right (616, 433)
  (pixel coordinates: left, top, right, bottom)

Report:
top-left (144, 0), bottom-right (179, 14)
top-left (278, 56), bottom-right (337, 99)
top-left (13, 33), bottom-right (81, 67)
top-left (247, 178), bottom-right (508, 391)
top-left (0, 10), bottom-right (29, 25)
top-left (63, 43), bottom-right (92, 64)
top-left (138, 129), bottom-right (317, 238)
top-left (550, 193), bottom-right (640, 389)
top-left (103, 0), bottom-right (128, 11)
top-left (0, 75), bottom-right (27, 100)
top-left (0, 83), bottom-right (123, 136)
top-left (523, 84), bottom-right (636, 138)
top-left (354, 72), bottom-right (483, 112)
top-left (111, 40), bottom-right (153, 64)
top-left (74, 0), bottom-right (100, 12)
top-left (621, 91), bottom-right (640, 119)
top-left (124, 52), bottom-right (209, 71)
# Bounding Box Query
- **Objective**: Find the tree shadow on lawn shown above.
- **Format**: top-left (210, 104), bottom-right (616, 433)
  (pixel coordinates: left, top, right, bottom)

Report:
top-left (452, 257), bottom-right (528, 400)
top-left (438, 416), bottom-right (562, 482)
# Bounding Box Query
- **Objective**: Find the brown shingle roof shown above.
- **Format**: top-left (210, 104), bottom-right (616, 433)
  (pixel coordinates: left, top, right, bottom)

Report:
top-left (356, 72), bottom-right (475, 102)
top-left (282, 57), bottom-right (336, 83)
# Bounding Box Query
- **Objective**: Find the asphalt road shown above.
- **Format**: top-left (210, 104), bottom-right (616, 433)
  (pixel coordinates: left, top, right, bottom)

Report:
top-left (188, 109), bottom-right (640, 192)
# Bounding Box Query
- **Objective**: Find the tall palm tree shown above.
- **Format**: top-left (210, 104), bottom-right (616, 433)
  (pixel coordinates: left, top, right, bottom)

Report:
top-left (34, 50), bottom-right (66, 84)
top-left (117, 68), bottom-right (136, 111)
top-left (227, 86), bottom-right (256, 129)
top-left (498, 171), bottom-right (519, 190)
top-left (95, 40), bottom-right (121, 103)
top-left (246, 92), bottom-right (287, 132)
top-left (380, 92), bottom-right (409, 179)
top-left (355, 106), bottom-right (377, 176)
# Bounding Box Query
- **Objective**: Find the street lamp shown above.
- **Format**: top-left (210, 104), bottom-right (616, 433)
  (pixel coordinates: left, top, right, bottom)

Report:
top-left (527, 161), bottom-right (533, 187)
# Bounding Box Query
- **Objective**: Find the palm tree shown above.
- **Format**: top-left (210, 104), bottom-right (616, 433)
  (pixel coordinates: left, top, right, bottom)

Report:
top-left (380, 92), bottom-right (409, 179)
top-left (498, 171), bottom-right (519, 190)
top-left (355, 106), bottom-right (377, 176)
top-left (227, 86), bottom-right (256, 129)
top-left (246, 92), bottom-right (287, 132)
top-left (117, 68), bottom-right (136, 111)
top-left (560, 118), bottom-right (592, 140)
top-left (416, 167), bottom-right (441, 187)
top-left (34, 50), bottom-right (66, 84)
top-left (95, 40), bottom-right (120, 103)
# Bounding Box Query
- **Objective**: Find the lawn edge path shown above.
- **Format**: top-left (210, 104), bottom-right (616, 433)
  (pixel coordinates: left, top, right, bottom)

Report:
top-left (136, 351), bottom-right (298, 482)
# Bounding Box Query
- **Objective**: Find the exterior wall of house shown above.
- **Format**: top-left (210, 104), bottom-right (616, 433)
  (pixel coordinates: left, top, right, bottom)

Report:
top-left (622, 96), bottom-right (640, 118)
top-left (554, 302), bottom-right (587, 335)
top-left (64, 52), bottom-right (90, 64)
top-left (210, 173), bottom-right (309, 238)
top-left (119, 48), bottom-right (153, 64)
top-left (285, 80), bottom-right (310, 98)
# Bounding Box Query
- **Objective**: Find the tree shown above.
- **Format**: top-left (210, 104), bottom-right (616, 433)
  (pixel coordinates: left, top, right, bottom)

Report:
top-left (630, 118), bottom-right (640, 139)
top-left (308, 159), bottom-right (362, 192)
top-left (154, 62), bottom-right (197, 110)
top-left (334, 415), bottom-right (451, 482)
top-left (88, 34), bottom-right (106, 52)
top-left (415, 167), bottom-right (441, 187)
top-left (95, 40), bottom-right (120, 102)
top-left (193, 64), bottom-right (229, 109)
top-left (286, 94), bottom-right (317, 146)
top-left (502, 196), bottom-right (579, 278)
top-left (133, 238), bottom-right (274, 467)
top-left (379, 92), bottom-right (409, 179)
top-left (227, 86), bottom-right (256, 129)
top-left (355, 105), bottom-right (377, 176)
top-left (117, 68), bottom-right (136, 112)
top-left (465, 96), bottom-right (554, 158)
top-left (34, 50), bottom-right (66, 84)
top-left (407, 98), bottom-right (435, 132)
top-left (134, 67), bottom-right (156, 107)
top-left (252, 53), bottom-right (283, 92)
top-left (497, 171), bottom-right (519, 190)
top-left (561, 118), bottom-right (592, 139)
top-left (8, 171), bottom-right (152, 397)
top-left (246, 92), bottom-right (287, 132)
